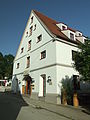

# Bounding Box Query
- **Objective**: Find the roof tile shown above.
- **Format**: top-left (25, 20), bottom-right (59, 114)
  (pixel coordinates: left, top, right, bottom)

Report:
top-left (33, 10), bottom-right (78, 44)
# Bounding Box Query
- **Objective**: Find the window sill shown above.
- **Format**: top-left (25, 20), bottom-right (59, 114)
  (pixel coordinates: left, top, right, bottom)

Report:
top-left (27, 49), bottom-right (31, 52)
top-left (40, 58), bottom-right (46, 60)
top-left (37, 40), bottom-right (41, 43)
top-left (26, 66), bottom-right (30, 69)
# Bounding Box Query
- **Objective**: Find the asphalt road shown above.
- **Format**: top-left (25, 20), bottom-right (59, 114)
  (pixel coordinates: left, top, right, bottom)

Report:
top-left (0, 91), bottom-right (70, 120)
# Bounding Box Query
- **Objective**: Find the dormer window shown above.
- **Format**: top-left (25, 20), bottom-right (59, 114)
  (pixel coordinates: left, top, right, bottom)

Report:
top-left (31, 16), bottom-right (33, 24)
top-left (70, 33), bottom-right (74, 40)
top-left (56, 23), bottom-right (67, 30)
top-left (62, 26), bottom-right (66, 30)
top-left (72, 50), bottom-right (77, 61)
top-left (75, 31), bottom-right (82, 37)
top-left (79, 33), bottom-right (82, 36)
top-left (21, 47), bottom-right (24, 53)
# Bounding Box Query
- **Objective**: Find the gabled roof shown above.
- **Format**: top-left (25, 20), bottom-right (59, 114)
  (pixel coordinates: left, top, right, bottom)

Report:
top-left (33, 10), bottom-right (78, 44)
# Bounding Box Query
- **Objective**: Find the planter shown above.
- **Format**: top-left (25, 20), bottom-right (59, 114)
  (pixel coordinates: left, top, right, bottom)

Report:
top-left (62, 90), bottom-right (67, 105)
top-left (73, 92), bottom-right (79, 107)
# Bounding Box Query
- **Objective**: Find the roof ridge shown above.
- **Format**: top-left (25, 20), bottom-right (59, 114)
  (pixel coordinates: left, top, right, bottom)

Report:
top-left (33, 10), bottom-right (59, 24)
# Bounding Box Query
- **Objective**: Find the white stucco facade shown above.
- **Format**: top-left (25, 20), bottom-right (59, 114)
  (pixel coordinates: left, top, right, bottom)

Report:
top-left (12, 10), bottom-right (86, 104)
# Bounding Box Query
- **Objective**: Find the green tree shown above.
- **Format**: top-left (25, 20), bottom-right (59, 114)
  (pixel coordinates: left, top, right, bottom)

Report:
top-left (0, 52), bottom-right (14, 79)
top-left (0, 52), bottom-right (4, 79)
top-left (4, 54), bottom-right (14, 79)
top-left (74, 39), bottom-right (90, 81)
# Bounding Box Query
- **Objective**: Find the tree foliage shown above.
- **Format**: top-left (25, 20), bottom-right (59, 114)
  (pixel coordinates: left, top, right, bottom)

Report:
top-left (74, 39), bottom-right (90, 81)
top-left (0, 52), bottom-right (14, 79)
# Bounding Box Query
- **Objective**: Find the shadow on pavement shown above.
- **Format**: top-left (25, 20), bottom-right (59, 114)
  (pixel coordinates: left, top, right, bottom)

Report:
top-left (81, 105), bottom-right (90, 115)
top-left (78, 93), bottom-right (90, 115)
top-left (0, 91), bottom-right (28, 120)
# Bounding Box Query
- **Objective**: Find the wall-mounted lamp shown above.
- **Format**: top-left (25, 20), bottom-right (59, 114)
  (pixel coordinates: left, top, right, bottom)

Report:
top-left (47, 76), bottom-right (52, 84)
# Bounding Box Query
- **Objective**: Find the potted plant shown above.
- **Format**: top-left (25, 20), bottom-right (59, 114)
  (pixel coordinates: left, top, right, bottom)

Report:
top-left (61, 76), bottom-right (73, 105)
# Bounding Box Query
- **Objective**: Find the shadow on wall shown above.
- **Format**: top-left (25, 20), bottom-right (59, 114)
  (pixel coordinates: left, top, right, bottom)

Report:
top-left (0, 91), bottom-right (28, 120)
top-left (59, 75), bottom-right (90, 110)
top-left (11, 75), bottom-right (20, 93)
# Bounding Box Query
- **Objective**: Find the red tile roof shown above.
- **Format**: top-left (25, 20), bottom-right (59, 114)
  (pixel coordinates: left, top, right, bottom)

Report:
top-left (33, 10), bottom-right (78, 44)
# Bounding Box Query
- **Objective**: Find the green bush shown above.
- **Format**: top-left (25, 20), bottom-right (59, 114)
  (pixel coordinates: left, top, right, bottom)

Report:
top-left (61, 76), bottom-right (73, 105)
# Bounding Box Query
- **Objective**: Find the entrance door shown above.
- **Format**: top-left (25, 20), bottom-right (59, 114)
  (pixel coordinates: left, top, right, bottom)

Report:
top-left (39, 74), bottom-right (46, 97)
top-left (26, 81), bottom-right (31, 95)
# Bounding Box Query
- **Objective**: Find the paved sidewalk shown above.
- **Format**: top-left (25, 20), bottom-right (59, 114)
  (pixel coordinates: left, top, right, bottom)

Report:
top-left (0, 86), bottom-right (6, 92)
top-left (23, 96), bottom-right (90, 120)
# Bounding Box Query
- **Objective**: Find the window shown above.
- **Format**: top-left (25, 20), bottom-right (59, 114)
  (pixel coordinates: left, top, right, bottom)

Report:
top-left (21, 47), bottom-right (24, 53)
top-left (34, 24), bottom-right (36, 31)
top-left (31, 16), bottom-right (33, 24)
top-left (30, 26), bottom-right (33, 36)
top-left (26, 31), bottom-right (28, 37)
top-left (70, 33), bottom-right (74, 40)
top-left (28, 40), bottom-right (31, 51)
top-left (79, 33), bottom-right (82, 36)
top-left (72, 50), bottom-right (77, 61)
top-left (26, 56), bottom-right (30, 68)
top-left (62, 26), bottom-right (66, 30)
top-left (37, 34), bottom-right (42, 43)
top-left (41, 50), bottom-right (46, 59)
top-left (16, 63), bottom-right (20, 69)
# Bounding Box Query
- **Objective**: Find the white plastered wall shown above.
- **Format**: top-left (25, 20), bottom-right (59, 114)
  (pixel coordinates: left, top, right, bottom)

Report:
top-left (55, 40), bottom-right (79, 95)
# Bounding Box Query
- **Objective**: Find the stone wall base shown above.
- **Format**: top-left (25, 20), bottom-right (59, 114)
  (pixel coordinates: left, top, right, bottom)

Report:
top-left (31, 92), bottom-right (61, 104)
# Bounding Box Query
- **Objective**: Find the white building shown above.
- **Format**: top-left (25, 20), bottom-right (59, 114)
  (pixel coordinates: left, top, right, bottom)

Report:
top-left (12, 10), bottom-right (86, 104)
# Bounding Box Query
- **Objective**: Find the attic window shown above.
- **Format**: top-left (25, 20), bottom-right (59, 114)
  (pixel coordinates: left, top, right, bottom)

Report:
top-left (30, 26), bottom-right (33, 36)
top-left (26, 31), bottom-right (28, 37)
top-left (34, 24), bottom-right (36, 31)
top-left (41, 50), bottom-right (46, 59)
top-left (70, 33), bottom-right (74, 40)
top-left (21, 47), bottom-right (24, 53)
top-left (37, 34), bottom-right (42, 43)
top-left (28, 40), bottom-right (31, 51)
top-left (31, 16), bottom-right (33, 24)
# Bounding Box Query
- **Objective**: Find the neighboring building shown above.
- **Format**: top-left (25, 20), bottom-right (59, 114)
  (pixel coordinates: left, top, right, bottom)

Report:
top-left (0, 80), bottom-right (8, 87)
top-left (12, 10), bottom-right (86, 104)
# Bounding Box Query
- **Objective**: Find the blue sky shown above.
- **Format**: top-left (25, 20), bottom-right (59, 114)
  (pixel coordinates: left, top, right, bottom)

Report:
top-left (0, 0), bottom-right (90, 56)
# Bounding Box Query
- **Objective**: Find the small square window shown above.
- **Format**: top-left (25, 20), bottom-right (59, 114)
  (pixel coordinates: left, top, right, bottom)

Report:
top-left (37, 34), bottom-right (42, 43)
top-left (70, 33), bottom-right (74, 40)
top-left (79, 33), bottom-right (82, 36)
top-left (30, 26), bottom-right (33, 36)
top-left (26, 56), bottom-right (30, 68)
top-left (34, 24), bottom-right (36, 31)
top-left (26, 31), bottom-right (28, 37)
top-left (31, 16), bottom-right (33, 24)
top-left (28, 40), bottom-right (31, 51)
top-left (16, 63), bottom-right (20, 69)
top-left (41, 50), bottom-right (46, 59)
top-left (62, 26), bottom-right (66, 30)
top-left (72, 50), bottom-right (77, 61)
top-left (21, 47), bottom-right (24, 53)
